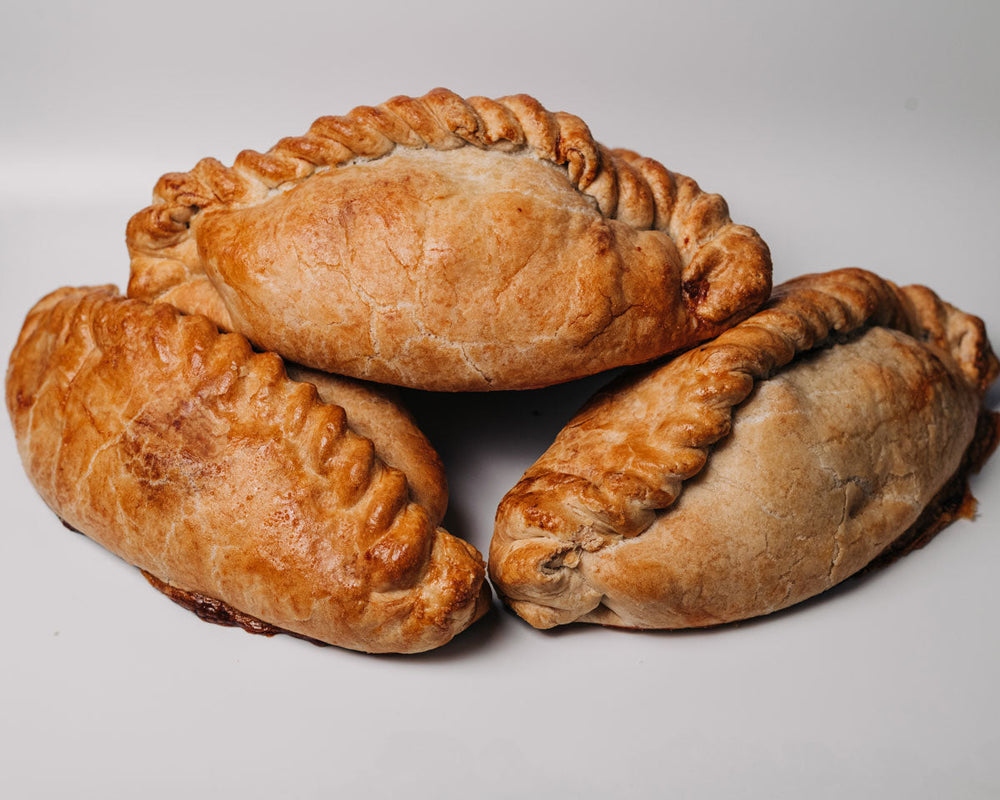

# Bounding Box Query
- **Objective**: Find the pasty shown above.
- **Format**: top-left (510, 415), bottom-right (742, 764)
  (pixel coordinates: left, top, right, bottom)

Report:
top-left (489, 269), bottom-right (998, 629)
top-left (7, 286), bottom-right (489, 652)
top-left (126, 88), bottom-right (771, 391)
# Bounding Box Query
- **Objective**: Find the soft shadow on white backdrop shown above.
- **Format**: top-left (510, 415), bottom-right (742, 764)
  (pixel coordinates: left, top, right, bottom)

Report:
top-left (2, 2), bottom-right (998, 798)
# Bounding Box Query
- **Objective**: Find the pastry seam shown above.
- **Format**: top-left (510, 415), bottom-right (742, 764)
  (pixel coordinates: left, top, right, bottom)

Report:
top-left (497, 268), bottom-right (999, 551)
top-left (125, 88), bottom-right (767, 309)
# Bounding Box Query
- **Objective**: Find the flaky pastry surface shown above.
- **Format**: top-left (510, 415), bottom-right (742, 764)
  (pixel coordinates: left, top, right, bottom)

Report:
top-left (126, 88), bottom-right (771, 391)
top-left (490, 269), bottom-right (998, 629)
top-left (7, 287), bottom-right (488, 653)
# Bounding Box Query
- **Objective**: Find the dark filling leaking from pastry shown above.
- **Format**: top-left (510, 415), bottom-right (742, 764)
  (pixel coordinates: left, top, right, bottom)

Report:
top-left (140, 570), bottom-right (329, 646)
top-left (58, 518), bottom-right (326, 644)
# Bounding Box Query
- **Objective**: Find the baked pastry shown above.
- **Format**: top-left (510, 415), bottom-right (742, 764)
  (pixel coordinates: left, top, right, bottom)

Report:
top-left (283, 363), bottom-right (448, 524)
top-left (126, 88), bottom-right (772, 391)
top-left (7, 286), bottom-right (489, 653)
top-left (490, 269), bottom-right (998, 629)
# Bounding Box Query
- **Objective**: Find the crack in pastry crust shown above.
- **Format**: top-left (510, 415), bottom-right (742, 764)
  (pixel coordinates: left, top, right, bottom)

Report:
top-left (126, 88), bottom-right (771, 391)
top-left (7, 286), bottom-right (489, 653)
top-left (489, 268), bottom-right (998, 629)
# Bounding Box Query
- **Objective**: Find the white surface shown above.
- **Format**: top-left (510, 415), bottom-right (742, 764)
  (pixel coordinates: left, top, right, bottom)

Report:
top-left (2, 2), bottom-right (999, 798)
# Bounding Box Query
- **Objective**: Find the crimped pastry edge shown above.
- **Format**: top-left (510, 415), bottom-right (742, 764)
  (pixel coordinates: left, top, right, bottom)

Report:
top-left (7, 285), bottom-right (489, 653)
top-left (490, 268), bottom-right (999, 628)
top-left (125, 88), bottom-right (772, 346)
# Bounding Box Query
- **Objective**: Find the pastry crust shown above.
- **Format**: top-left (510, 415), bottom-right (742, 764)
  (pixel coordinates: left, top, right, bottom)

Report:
top-left (7, 286), bottom-right (489, 653)
top-left (489, 269), bottom-right (998, 629)
top-left (126, 88), bottom-right (771, 391)
top-left (283, 363), bottom-right (448, 524)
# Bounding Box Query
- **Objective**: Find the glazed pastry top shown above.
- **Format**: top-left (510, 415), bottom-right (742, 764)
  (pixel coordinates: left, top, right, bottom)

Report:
top-left (7, 287), bottom-right (488, 652)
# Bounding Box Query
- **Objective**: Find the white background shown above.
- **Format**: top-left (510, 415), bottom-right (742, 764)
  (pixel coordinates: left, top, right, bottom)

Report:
top-left (2, 1), bottom-right (998, 797)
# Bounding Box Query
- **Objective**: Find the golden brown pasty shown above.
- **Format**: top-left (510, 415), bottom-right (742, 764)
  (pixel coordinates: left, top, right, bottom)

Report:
top-left (490, 269), bottom-right (998, 629)
top-left (7, 286), bottom-right (489, 653)
top-left (126, 88), bottom-right (772, 391)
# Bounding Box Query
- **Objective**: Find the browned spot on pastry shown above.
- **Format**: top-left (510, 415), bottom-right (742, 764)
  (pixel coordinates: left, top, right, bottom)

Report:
top-left (521, 506), bottom-right (563, 533)
top-left (683, 277), bottom-right (710, 307)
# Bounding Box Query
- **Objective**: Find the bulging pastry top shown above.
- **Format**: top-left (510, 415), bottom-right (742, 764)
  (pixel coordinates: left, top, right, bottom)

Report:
top-left (490, 269), bottom-right (999, 629)
top-left (6, 286), bottom-right (489, 653)
top-left (126, 88), bottom-right (772, 391)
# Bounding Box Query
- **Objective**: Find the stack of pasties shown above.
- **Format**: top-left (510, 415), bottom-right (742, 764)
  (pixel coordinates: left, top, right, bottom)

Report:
top-left (6, 89), bottom-right (997, 653)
